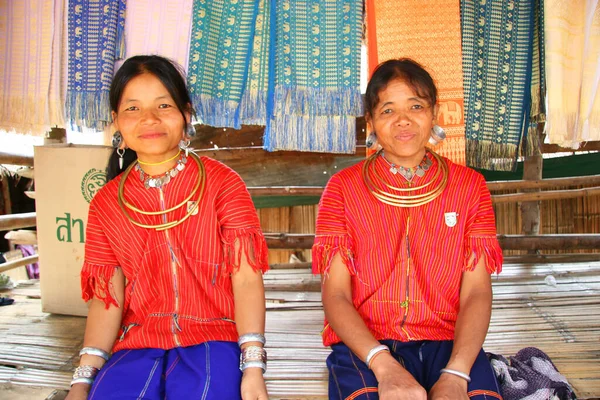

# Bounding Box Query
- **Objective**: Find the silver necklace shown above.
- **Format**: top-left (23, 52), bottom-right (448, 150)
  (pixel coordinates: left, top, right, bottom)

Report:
top-left (381, 152), bottom-right (433, 181)
top-left (135, 154), bottom-right (188, 189)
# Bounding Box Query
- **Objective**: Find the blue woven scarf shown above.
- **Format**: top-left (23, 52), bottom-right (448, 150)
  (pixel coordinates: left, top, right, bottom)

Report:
top-left (66, 0), bottom-right (126, 131)
top-left (462, 0), bottom-right (535, 171)
top-left (238, 0), bottom-right (271, 126)
top-left (187, 0), bottom-right (259, 129)
top-left (263, 0), bottom-right (363, 153)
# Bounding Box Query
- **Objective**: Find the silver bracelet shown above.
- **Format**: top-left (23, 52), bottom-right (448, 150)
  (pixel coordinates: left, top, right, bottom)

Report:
top-left (240, 360), bottom-right (267, 374)
top-left (365, 344), bottom-right (390, 368)
top-left (440, 368), bottom-right (472, 383)
top-left (71, 365), bottom-right (99, 387)
top-left (70, 377), bottom-right (95, 386)
top-left (238, 333), bottom-right (266, 347)
top-left (79, 347), bottom-right (110, 361)
top-left (241, 346), bottom-right (267, 363)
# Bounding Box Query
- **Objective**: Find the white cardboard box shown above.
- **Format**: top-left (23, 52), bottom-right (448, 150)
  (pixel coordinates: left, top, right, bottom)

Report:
top-left (34, 144), bottom-right (112, 316)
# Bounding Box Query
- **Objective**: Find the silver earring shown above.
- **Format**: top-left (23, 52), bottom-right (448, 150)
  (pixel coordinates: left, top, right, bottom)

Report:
top-left (117, 148), bottom-right (125, 169)
top-left (112, 131), bottom-right (123, 149)
top-left (366, 133), bottom-right (377, 148)
top-left (429, 125), bottom-right (446, 146)
top-left (186, 123), bottom-right (196, 137)
top-left (179, 139), bottom-right (191, 157)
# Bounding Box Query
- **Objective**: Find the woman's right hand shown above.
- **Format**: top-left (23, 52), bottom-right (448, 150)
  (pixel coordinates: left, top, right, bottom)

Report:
top-left (65, 383), bottom-right (91, 400)
top-left (370, 353), bottom-right (427, 400)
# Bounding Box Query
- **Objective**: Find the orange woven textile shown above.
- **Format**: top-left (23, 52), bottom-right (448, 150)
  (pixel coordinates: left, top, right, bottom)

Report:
top-left (366, 0), bottom-right (466, 165)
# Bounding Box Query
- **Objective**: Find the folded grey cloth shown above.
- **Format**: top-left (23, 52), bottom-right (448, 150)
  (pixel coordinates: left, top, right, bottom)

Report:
top-left (487, 348), bottom-right (576, 400)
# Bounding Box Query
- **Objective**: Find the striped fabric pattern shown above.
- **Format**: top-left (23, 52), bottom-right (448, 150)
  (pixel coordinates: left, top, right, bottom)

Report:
top-left (312, 154), bottom-right (502, 346)
top-left (81, 157), bottom-right (269, 353)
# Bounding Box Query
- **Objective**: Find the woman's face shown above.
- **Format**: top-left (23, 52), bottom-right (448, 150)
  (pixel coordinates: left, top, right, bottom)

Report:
top-left (112, 73), bottom-right (188, 162)
top-left (367, 79), bottom-right (437, 167)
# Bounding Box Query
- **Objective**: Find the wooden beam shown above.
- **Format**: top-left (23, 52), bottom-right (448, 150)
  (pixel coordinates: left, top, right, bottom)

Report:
top-left (498, 234), bottom-right (600, 250)
top-left (1, 171), bottom-right (11, 215)
top-left (503, 253), bottom-right (600, 264)
top-left (249, 186), bottom-right (325, 196)
top-left (542, 141), bottom-right (600, 153)
top-left (487, 174), bottom-right (600, 191)
top-left (0, 212), bottom-right (36, 231)
top-left (0, 255), bottom-right (38, 274)
top-left (248, 175), bottom-right (600, 198)
top-left (191, 119), bottom-right (368, 149)
top-left (0, 152), bottom-right (34, 167)
top-left (194, 147), bottom-right (364, 186)
top-left (492, 186), bottom-right (600, 203)
top-left (264, 233), bottom-right (600, 250)
top-left (521, 154), bottom-right (542, 241)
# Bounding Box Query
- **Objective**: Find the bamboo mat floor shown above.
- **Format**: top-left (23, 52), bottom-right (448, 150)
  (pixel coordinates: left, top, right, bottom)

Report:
top-left (0, 261), bottom-right (599, 399)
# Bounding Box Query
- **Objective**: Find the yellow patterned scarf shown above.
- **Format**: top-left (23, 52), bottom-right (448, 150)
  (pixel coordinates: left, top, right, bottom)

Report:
top-left (545, 0), bottom-right (600, 147)
top-left (0, 0), bottom-right (59, 135)
top-left (366, 0), bottom-right (466, 164)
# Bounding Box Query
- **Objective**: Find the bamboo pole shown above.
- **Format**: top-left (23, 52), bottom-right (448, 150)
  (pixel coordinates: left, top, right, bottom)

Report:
top-left (520, 154), bottom-right (542, 245)
top-left (249, 187), bottom-right (325, 196)
top-left (0, 212), bottom-right (36, 231)
top-left (493, 187), bottom-right (600, 203)
top-left (248, 176), bottom-right (600, 198)
top-left (487, 174), bottom-right (600, 191)
top-left (0, 152), bottom-right (34, 167)
top-left (0, 255), bottom-right (38, 274)
top-left (264, 233), bottom-right (600, 250)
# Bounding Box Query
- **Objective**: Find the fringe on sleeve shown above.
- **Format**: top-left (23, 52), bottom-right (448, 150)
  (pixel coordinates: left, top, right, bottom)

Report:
top-left (222, 227), bottom-right (269, 274)
top-left (464, 236), bottom-right (503, 274)
top-left (311, 235), bottom-right (357, 277)
top-left (81, 262), bottom-right (120, 309)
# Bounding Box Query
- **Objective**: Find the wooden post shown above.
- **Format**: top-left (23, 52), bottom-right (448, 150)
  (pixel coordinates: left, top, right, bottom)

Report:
top-left (1, 170), bottom-right (11, 216)
top-left (521, 153), bottom-right (543, 254)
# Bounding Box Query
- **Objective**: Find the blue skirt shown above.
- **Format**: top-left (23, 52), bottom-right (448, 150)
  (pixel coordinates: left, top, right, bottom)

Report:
top-left (88, 341), bottom-right (242, 400)
top-left (327, 340), bottom-right (502, 400)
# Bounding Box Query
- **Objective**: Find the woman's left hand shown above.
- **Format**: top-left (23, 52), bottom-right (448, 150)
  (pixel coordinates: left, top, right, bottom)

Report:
top-left (428, 373), bottom-right (469, 400)
top-left (241, 368), bottom-right (268, 400)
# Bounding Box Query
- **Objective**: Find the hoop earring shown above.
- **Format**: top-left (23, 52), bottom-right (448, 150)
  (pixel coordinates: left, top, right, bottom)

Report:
top-left (186, 123), bottom-right (196, 137)
top-left (112, 131), bottom-right (123, 149)
top-left (366, 133), bottom-right (377, 149)
top-left (179, 139), bottom-right (191, 157)
top-left (429, 125), bottom-right (446, 146)
top-left (117, 148), bottom-right (125, 170)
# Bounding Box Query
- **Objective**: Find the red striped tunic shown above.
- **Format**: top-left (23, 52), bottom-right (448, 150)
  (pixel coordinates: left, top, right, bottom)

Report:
top-left (312, 153), bottom-right (502, 346)
top-left (81, 156), bottom-right (268, 353)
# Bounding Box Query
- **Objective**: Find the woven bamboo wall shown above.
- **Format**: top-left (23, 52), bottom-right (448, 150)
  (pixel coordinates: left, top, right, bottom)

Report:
top-left (257, 186), bottom-right (600, 262)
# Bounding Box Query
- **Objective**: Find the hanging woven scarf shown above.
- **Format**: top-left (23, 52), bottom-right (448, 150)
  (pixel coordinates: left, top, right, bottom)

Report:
top-left (239, 0), bottom-right (271, 126)
top-left (522, 0), bottom-right (546, 157)
top-left (124, 0), bottom-right (194, 73)
top-left (66, 0), bottom-right (126, 131)
top-left (48, 0), bottom-right (67, 130)
top-left (545, 0), bottom-right (600, 147)
top-left (462, 0), bottom-right (535, 171)
top-left (0, 0), bottom-right (56, 136)
top-left (187, 0), bottom-right (259, 129)
top-left (263, 0), bottom-right (363, 153)
top-left (365, 0), bottom-right (467, 165)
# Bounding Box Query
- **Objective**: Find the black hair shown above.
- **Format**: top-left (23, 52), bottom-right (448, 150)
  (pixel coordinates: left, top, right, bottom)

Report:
top-left (106, 55), bottom-right (194, 181)
top-left (364, 58), bottom-right (437, 119)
